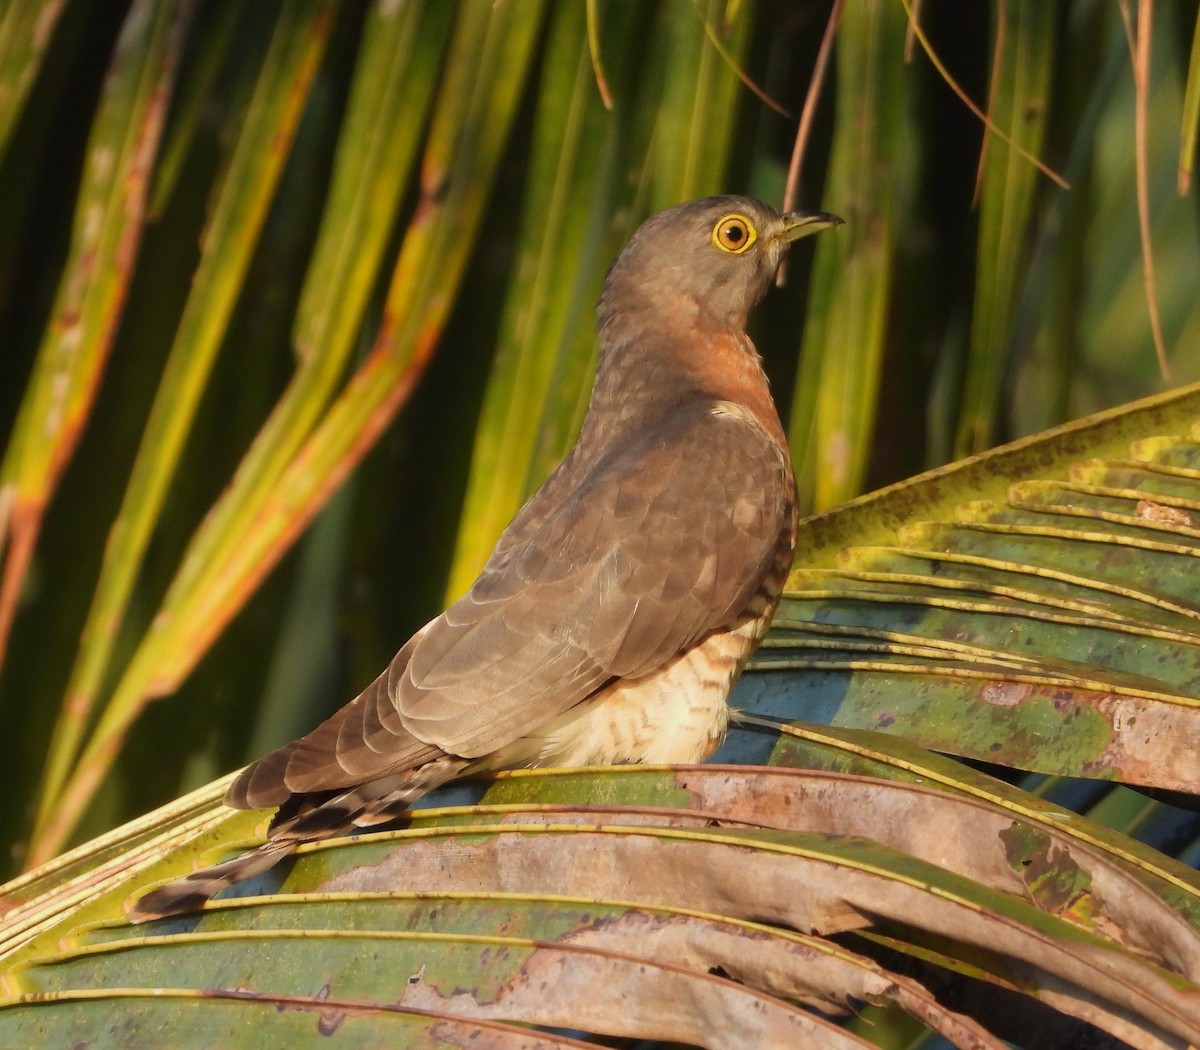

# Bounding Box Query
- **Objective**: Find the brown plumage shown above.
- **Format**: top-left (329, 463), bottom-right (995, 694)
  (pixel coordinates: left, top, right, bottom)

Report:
top-left (130, 195), bottom-right (841, 921)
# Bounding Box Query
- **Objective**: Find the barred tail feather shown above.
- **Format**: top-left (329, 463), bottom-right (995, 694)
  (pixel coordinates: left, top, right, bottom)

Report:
top-left (128, 840), bottom-right (295, 922)
top-left (127, 756), bottom-right (473, 922)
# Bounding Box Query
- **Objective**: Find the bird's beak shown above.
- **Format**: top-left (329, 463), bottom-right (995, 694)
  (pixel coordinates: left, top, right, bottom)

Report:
top-left (776, 210), bottom-right (844, 244)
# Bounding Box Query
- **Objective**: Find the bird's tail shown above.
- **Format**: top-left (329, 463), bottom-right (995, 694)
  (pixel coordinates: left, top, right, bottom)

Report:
top-left (127, 755), bottom-right (472, 923)
top-left (127, 840), bottom-right (297, 922)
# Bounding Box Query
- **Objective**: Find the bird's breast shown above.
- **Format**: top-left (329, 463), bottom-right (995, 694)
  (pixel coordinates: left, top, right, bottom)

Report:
top-left (686, 332), bottom-right (790, 454)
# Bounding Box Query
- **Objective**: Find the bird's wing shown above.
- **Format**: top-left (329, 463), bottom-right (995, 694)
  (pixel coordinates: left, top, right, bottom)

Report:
top-left (399, 399), bottom-right (794, 756)
top-left (232, 400), bottom-right (792, 805)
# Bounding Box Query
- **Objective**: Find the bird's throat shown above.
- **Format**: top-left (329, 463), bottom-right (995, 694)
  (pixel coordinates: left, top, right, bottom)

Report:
top-left (590, 293), bottom-right (788, 458)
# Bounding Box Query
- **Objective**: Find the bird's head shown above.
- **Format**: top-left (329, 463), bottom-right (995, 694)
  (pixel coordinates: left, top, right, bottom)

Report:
top-left (600, 195), bottom-right (842, 329)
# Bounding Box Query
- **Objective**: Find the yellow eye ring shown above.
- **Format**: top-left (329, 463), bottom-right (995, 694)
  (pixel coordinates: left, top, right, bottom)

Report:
top-left (712, 214), bottom-right (757, 254)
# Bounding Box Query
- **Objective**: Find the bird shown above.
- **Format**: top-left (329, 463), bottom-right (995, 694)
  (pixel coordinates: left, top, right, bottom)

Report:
top-left (130, 195), bottom-right (841, 921)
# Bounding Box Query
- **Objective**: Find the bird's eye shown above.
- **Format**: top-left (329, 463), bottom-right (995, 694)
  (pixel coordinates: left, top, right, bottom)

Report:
top-left (712, 214), bottom-right (757, 254)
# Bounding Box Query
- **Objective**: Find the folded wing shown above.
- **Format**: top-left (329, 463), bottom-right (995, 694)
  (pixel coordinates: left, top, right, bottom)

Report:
top-left (229, 401), bottom-right (793, 809)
